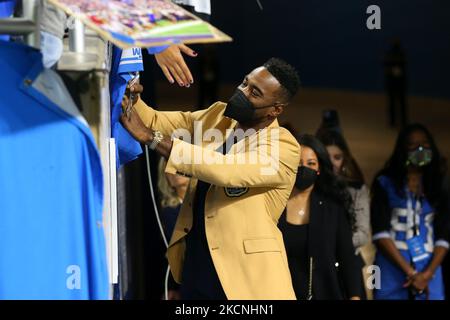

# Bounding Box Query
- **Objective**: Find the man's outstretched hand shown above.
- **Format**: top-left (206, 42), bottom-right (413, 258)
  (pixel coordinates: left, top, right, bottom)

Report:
top-left (120, 105), bottom-right (173, 160)
top-left (120, 96), bottom-right (152, 144)
top-left (121, 80), bottom-right (173, 159)
top-left (155, 43), bottom-right (197, 87)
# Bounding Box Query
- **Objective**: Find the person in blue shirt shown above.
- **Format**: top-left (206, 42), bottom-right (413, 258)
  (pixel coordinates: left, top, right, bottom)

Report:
top-left (371, 123), bottom-right (450, 300)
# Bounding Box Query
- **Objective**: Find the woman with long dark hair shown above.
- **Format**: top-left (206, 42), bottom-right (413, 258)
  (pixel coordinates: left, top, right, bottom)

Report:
top-left (278, 134), bottom-right (361, 299)
top-left (317, 130), bottom-right (370, 297)
top-left (317, 130), bottom-right (370, 246)
top-left (371, 123), bottom-right (450, 300)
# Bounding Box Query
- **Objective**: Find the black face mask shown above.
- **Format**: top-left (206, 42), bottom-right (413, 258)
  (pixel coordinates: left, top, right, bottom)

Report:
top-left (295, 166), bottom-right (319, 191)
top-left (224, 89), bottom-right (274, 125)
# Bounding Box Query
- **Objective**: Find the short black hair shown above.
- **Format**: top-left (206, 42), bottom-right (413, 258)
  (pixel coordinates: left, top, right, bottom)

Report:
top-left (263, 57), bottom-right (300, 101)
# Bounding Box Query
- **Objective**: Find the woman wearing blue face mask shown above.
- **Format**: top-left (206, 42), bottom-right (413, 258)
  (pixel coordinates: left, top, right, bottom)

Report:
top-left (371, 123), bottom-right (450, 300)
top-left (278, 134), bottom-right (362, 300)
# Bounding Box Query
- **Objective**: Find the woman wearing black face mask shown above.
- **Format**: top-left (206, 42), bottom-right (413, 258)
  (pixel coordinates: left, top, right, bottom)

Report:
top-left (278, 134), bottom-right (362, 300)
top-left (371, 123), bottom-right (450, 300)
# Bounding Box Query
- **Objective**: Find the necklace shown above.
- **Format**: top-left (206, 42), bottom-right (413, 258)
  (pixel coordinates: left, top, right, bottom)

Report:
top-left (298, 208), bottom-right (305, 216)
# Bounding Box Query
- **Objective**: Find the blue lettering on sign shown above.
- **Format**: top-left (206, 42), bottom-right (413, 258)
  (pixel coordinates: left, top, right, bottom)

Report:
top-left (132, 48), bottom-right (142, 58)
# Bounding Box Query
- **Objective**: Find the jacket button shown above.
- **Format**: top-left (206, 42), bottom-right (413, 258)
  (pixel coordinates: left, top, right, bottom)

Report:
top-left (183, 228), bottom-right (189, 233)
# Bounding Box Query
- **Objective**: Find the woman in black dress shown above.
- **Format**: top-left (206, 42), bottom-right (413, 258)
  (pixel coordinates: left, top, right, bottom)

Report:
top-left (278, 134), bottom-right (362, 300)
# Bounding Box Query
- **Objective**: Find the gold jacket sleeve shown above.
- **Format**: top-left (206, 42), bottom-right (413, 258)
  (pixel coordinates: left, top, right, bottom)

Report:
top-left (132, 97), bottom-right (217, 136)
top-left (165, 131), bottom-right (301, 189)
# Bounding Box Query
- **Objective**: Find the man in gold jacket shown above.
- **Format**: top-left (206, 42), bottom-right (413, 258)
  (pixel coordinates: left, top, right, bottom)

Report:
top-left (121, 58), bottom-right (301, 300)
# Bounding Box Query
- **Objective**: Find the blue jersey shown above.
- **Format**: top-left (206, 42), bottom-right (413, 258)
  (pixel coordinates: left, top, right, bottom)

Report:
top-left (373, 175), bottom-right (445, 300)
top-left (110, 46), bottom-right (144, 168)
top-left (0, 41), bottom-right (108, 299)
